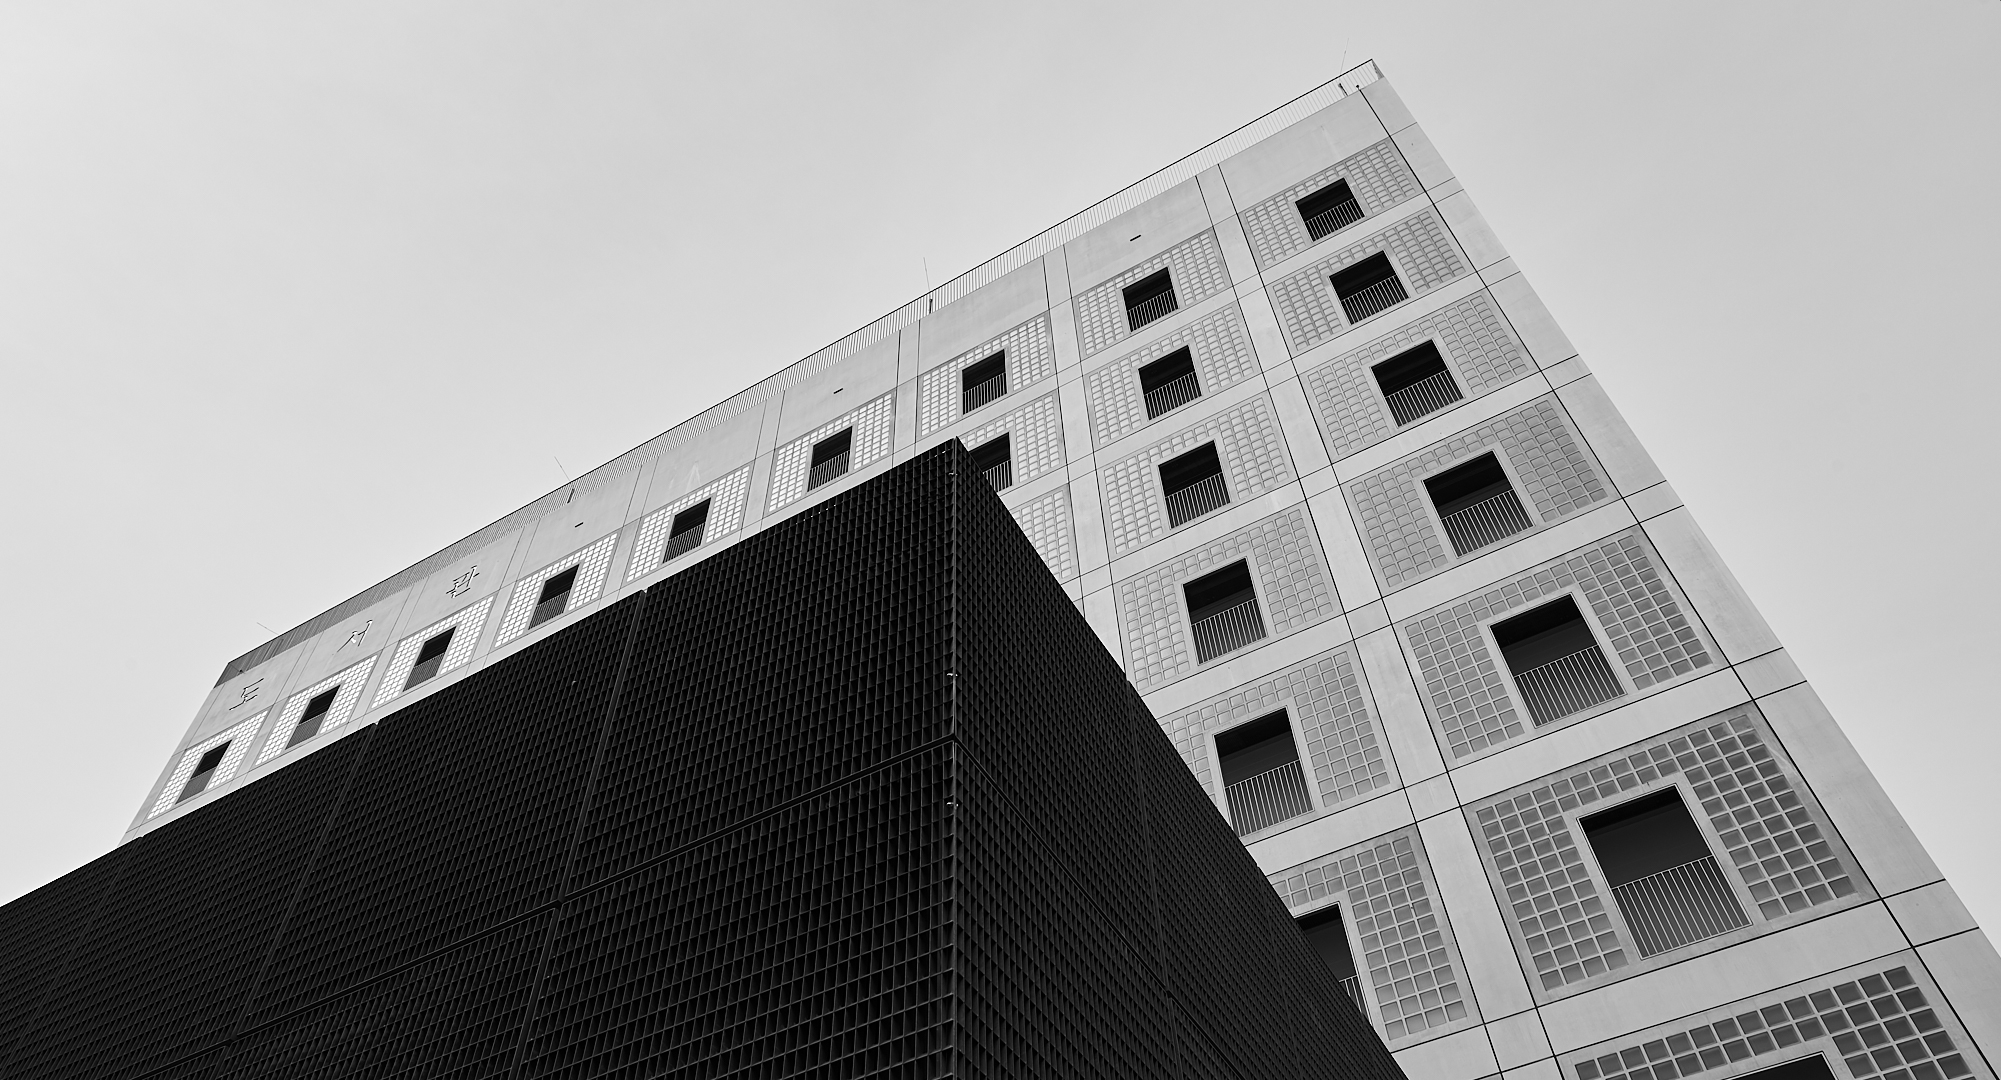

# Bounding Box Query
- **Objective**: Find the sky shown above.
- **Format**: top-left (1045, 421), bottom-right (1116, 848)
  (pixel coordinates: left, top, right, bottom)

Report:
top-left (1, 1), bottom-right (1996, 924)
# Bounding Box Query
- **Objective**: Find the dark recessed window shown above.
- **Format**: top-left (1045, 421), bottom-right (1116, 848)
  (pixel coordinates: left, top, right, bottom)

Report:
top-left (1582, 788), bottom-right (1748, 956)
top-left (1424, 452), bottom-right (1532, 556)
top-left (1217, 710), bottom-right (1312, 836)
top-left (528, 566), bottom-right (579, 630)
top-left (664, 499), bottom-right (711, 562)
top-left (1491, 596), bottom-right (1624, 726)
top-left (177, 743), bottom-right (230, 803)
top-left (1297, 179), bottom-right (1364, 241)
top-left (968, 434), bottom-right (1013, 491)
top-left (1123, 268), bottom-right (1178, 331)
top-left (1160, 442), bottom-right (1228, 527)
top-left (1139, 347), bottom-right (1200, 419)
top-left (404, 627), bottom-right (456, 690)
top-left (1329, 253), bottom-right (1408, 323)
top-left (287, 687), bottom-right (339, 748)
top-left (807, 428), bottom-right (853, 491)
top-left (961, 352), bottom-right (1008, 414)
top-left (1732, 1059), bottom-right (1839, 1080)
top-left (1296, 905), bottom-right (1366, 1012)
top-left (1184, 560), bottom-right (1264, 663)
top-left (1373, 341), bottom-right (1463, 426)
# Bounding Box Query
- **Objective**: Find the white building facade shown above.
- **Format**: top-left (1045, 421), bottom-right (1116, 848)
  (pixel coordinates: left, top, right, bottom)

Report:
top-left (134, 63), bottom-right (2000, 1080)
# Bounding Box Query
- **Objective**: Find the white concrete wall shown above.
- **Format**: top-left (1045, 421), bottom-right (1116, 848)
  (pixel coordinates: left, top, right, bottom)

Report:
top-left (130, 68), bottom-right (2000, 1080)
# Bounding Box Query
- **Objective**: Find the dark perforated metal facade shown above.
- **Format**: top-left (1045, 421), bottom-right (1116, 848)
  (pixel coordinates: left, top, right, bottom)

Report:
top-left (0, 443), bottom-right (1405, 1080)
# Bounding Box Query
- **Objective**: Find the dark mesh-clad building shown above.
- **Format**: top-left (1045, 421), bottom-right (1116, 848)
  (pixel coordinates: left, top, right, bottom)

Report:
top-left (0, 443), bottom-right (1406, 1080)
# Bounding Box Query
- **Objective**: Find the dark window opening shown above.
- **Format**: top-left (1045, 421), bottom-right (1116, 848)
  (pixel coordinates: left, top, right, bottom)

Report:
top-left (404, 627), bottom-right (456, 690)
top-left (1160, 442), bottom-right (1228, 527)
top-left (288, 687), bottom-right (339, 748)
top-left (1185, 560), bottom-right (1264, 663)
top-left (1424, 452), bottom-right (1532, 556)
top-left (1296, 905), bottom-right (1366, 1011)
top-left (961, 352), bottom-right (1008, 414)
top-left (1734, 1058), bottom-right (1838, 1080)
top-left (1329, 252), bottom-right (1408, 324)
top-left (1297, 179), bottom-right (1364, 241)
top-left (1217, 710), bottom-right (1311, 836)
top-left (529, 566), bottom-right (579, 630)
top-left (664, 499), bottom-right (711, 562)
top-left (177, 743), bottom-right (230, 803)
top-left (807, 428), bottom-right (853, 491)
top-left (1492, 596), bottom-right (1623, 725)
top-left (1582, 788), bottom-right (1748, 956)
top-left (1123, 269), bottom-right (1178, 331)
top-left (1373, 341), bottom-right (1463, 426)
top-left (968, 434), bottom-right (1013, 491)
top-left (1139, 347), bottom-right (1200, 419)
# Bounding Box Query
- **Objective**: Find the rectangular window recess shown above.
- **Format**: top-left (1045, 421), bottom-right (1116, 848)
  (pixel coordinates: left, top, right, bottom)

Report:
top-left (177, 743), bottom-right (231, 803)
top-left (806, 428), bottom-right (853, 491)
top-left (528, 566), bottom-right (580, 630)
top-left (664, 499), bottom-right (711, 562)
top-left (1297, 179), bottom-right (1364, 241)
top-left (960, 352), bottom-right (1008, 414)
top-left (1139, 347), bottom-right (1200, 419)
top-left (1185, 560), bottom-right (1265, 663)
top-left (404, 627), bottom-right (457, 690)
top-left (1329, 252), bottom-right (1409, 324)
top-left (1218, 710), bottom-right (1311, 836)
top-left (1296, 905), bottom-right (1366, 1012)
top-left (1582, 787), bottom-right (1748, 957)
top-left (288, 687), bottom-right (339, 749)
top-left (1492, 595), bottom-right (1623, 725)
top-left (1160, 442), bottom-right (1229, 527)
top-left (1733, 1058), bottom-right (1838, 1080)
top-left (1425, 452), bottom-right (1532, 556)
top-left (1123, 268), bottom-right (1179, 331)
top-left (968, 434), bottom-right (1013, 491)
top-left (1373, 341), bottom-right (1463, 426)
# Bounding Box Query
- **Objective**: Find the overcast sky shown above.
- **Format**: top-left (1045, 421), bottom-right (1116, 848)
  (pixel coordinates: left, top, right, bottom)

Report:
top-left (2, 2), bottom-right (1996, 923)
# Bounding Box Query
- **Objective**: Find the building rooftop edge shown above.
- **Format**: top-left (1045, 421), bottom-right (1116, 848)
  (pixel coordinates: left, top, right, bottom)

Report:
top-left (214, 59), bottom-right (1385, 685)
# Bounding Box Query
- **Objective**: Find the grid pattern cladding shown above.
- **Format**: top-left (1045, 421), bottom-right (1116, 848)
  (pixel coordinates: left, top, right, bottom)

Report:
top-left (1100, 393), bottom-right (1296, 556)
top-left (1303, 290), bottom-right (1535, 460)
top-left (1349, 395), bottom-right (1610, 589)
top-left (0, 443), bottom-right (1411, 1080)
top-left (148, 710), bottom-right (266, 818)
top-left (625, 463), bottom-right (752, 581)
top-left (1115, 506), bottom-right (1340, 693)
top-left (1470, 709), bottom-right (1863, 995)
top-left (1241, 138), bottom-right (1422, 269)
top-left (767, 390), bottom-right (897, 511)
top-left (1270, 829), bottom-right (1476, 1042)
top-left (1084, 303), bottom-right (1260, 446)
top-left (219, 914), bottom-right (548, 1079)
top-left (1403, 529), bottom-right (1715, 760)
top-left (1161, 646), bottom-right (1391, 812)
top-left (256, 654), bottom-right (377, 764)
top-left (1, 733), bottom-right (369, 1080)
top-left (1010, 485), bottom-right (1077, 580)
top-left (493, 531), bottom-right (620, 647)
top-left (1267, 210), bottom-right (1470, 355)
top-left (566, 449), bottom-right (957, 888)
top-left (241, 596), bottom-right (643, 1024)
top-left (953, 390), bottom-right (1065, 487)
top-left (371, 593), bottom-right (494, 706)
top-left (917, 314), bottom-right (1056, 436)
top-left (1569, 963), bottom-right (1984, 1080)
top-left (1074, 230), bottom-right (1232, 357)
top-left (520, 748), bottom-right (956, 1080)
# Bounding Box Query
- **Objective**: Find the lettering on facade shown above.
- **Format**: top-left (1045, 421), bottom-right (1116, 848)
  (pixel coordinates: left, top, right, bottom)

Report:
top-left (226, 677), bottom-right (264, 710)
top-left (337, 619), bottom-right (373, 652)
top-left (447, 567), bottom-right (480, 597)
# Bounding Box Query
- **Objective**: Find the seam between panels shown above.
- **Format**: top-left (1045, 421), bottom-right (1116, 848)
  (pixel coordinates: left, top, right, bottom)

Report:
top-left (215, 724), bottom-right (381, 1064)
top-left (501, 591), bottom-right (651, 1080)
top-left (0, 846), bottom-right (135, 1080)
